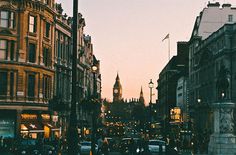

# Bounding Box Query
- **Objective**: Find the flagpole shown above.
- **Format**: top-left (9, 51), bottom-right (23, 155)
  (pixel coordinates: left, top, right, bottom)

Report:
top-left (168, 36), bottom-right (170, 61)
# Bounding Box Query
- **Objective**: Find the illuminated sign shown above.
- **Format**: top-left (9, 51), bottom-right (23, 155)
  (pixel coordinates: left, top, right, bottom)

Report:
top-left (41, 114), bottom-right (50, 120)
top-left (21, 114), bottom-right (37, 120)
top-left (170, 107), bottom-right (182, 122)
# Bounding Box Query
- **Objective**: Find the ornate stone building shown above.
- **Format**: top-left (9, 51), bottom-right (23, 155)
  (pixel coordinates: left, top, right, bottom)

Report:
top-left (0, 0), bottom-right (101, 140)
top-left (188, 2), bottom-right (236, 135)
top-left (0, 0), bottom-right (56, 139)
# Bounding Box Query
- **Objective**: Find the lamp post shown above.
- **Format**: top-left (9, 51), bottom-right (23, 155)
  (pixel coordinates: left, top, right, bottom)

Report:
top-left (149, 79), bottom-right (154, 104)
top-left (149, 79), bottom-right (154, 120)
top-left (67, 0), bottom-right (79, 154)
top-left (91, 64), bottom-right (98, 155)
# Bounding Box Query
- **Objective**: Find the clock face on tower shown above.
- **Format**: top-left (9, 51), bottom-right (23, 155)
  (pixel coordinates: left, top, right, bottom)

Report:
top-left (114, 89), bottom-right (118, 94)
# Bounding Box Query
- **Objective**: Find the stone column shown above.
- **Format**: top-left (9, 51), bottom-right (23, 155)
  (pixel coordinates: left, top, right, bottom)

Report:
top-left (208, 101), bottom-right (236, 155)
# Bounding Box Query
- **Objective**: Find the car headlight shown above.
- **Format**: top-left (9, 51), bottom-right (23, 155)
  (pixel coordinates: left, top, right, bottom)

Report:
top-left (136, 148), bottom-right (140, 153)
top-left (21, 150), bottom-right (26, 154)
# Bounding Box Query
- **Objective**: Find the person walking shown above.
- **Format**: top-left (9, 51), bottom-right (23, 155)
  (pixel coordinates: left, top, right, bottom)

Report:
top-left (101, 138), bottom-right (109, 155)
top-left (97, 136), bottom-right (103, 155)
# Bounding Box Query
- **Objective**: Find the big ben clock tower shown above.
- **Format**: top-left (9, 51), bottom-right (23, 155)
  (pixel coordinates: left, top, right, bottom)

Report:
top-left (113, 73), bottom-right (122, 102)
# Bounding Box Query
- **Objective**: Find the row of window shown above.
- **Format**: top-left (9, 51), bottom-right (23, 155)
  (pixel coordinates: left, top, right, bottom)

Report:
top-left (0, 10), bottom-right (51, 38)
top-left (0, 70), bottom-right (52, 101)
top-left (29, 15), bottom-right (51, 38)
top-left (0, 39), bottom-right (51, 66)
top-left (55, 30), bottom-right (72, 63)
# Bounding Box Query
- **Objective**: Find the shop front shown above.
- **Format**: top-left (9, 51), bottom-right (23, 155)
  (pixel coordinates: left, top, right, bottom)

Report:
top-left (0, 110), bottom-right (16, 138)
top-left (42, 113), bottom-right (60, 140)
top-left (20, 114), bottom-right (44, 139)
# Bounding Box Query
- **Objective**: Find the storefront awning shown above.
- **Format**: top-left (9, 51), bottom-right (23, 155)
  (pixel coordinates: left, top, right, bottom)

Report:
top-left (21, 122), bottom-right (44, 133)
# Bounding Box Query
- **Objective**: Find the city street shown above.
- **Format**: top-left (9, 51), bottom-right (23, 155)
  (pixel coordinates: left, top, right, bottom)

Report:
top-left (1, 1), bottom-right (236, 155)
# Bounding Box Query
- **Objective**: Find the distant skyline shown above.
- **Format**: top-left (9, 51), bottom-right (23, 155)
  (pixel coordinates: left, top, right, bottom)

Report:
top-left (56, 0), bottom-right (236, 104)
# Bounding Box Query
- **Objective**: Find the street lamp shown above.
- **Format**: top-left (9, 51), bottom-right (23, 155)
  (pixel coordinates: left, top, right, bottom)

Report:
top-left (149, 79), bottom-right (154, 104)
top-left (91, 64), bottom-right (98, 155)
top-left (148, 79), bottom-right (154, 135)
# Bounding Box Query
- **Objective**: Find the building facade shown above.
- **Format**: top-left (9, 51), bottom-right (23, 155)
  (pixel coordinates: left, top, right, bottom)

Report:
top-left (0, 0), bottom-right (56, 139)
top-left (157, 42), bottom-right (189, 122)
top-left (188, 2), bottom-right (236, 134)
top-left (0, 0), bottom-right (101, 141)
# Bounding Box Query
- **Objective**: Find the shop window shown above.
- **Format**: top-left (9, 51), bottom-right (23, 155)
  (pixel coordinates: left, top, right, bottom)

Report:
top-left (29, 15), bottom-right (36, 33)
top-left (0, 71), bottom-right (7, 98)
top-left (0, 11), bottom-right (14, 28)
top-left (28, 43), bottom-right (36, 63)
top-left (27, 74), bottom-right (35, 100)
top-left (0, 40), bottom-right (7, 60)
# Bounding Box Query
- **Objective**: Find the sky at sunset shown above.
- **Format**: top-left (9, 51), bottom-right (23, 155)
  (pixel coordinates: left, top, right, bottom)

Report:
top-left (56, 0), bottom-right (236, 104)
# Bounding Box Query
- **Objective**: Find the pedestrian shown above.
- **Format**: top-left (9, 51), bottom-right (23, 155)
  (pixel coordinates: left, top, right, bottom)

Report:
top-left (97, 136), bottom-right (103, 155)
top-left (101, 138), bottom-right (109, 155)
top-left (0, 136), bottom-right (3, 151)
top-left (0, 136), bottom-right (3, 148)
top-left (129, 138), bottom-right (136, 155)
top-left (159, 142), bottom-right (163, 154)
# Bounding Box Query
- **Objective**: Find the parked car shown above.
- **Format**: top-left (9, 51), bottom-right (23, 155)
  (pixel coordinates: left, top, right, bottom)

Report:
top-left (78, 141), bottom-right (98, 155)
top-left (148, 139), bottom-right (166, 154)
top-left (119, 137), bottom-right (141, 154)
top-left (105, 137), bottom-right (114, 151)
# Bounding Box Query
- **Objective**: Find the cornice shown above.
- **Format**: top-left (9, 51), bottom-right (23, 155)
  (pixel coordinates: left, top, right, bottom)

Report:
top-left (0, 61), bottom-right (55, 73)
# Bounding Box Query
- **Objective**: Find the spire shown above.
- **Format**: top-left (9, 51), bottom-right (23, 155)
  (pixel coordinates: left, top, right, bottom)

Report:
top-left (139, 86), bottom-right (145, 104)
top-left (140, 86), bottom-right (143, 97)
top-left (116, 72), bottom-right (120, 81)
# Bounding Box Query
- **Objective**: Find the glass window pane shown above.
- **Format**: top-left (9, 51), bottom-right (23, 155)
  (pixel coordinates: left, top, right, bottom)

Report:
top-left (0, 50), bottom-right (6, 59)
top-left (10, 12), bottom-right (14, 19)
top-left (1, 11), bottom-right (8, 19)
top-left (0, 72), bottom-right (8, 96)
top-left (29, 43), bottom-right (36, 63)
top-left (1, 20), bottom-right (8, 28)
top-left (29, 25), bottom-right (34, 33)
top-left (30, 16), bottom-right (34, 24)
top-left (28, 74), bottom-right (35, 99)
top-left (0, 40), bottom-right (7, 49)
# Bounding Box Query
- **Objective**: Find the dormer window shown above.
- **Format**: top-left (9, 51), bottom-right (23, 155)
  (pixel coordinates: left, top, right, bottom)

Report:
top-left (0, 11), bottom-right (14, 29)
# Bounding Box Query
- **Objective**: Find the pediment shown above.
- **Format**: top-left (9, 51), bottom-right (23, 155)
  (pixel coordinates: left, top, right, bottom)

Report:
top-left (0, 29), bottom-right (13, 35)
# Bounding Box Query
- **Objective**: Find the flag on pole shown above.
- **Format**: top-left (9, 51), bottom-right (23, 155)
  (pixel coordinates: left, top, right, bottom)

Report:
top-left (162, 33), bottom-right (169, 42)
